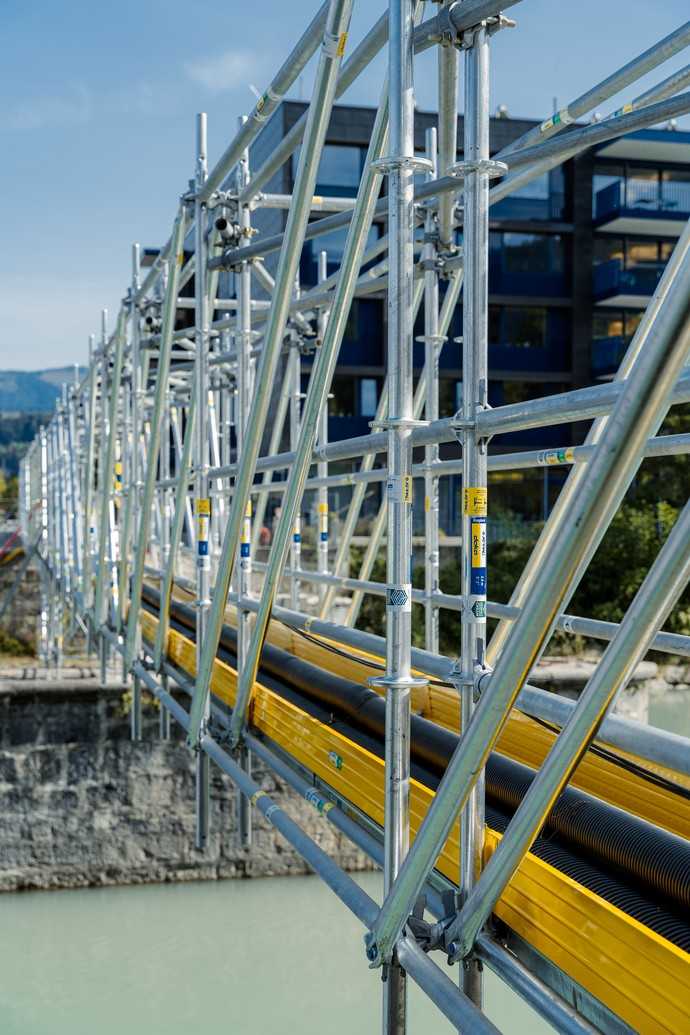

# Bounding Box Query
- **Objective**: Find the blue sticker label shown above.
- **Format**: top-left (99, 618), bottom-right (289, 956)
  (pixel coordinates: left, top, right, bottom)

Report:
top-left (470, 518), bottom-right (487, 595)
top-left (471, 567), bottom-right (487, 595)
top-left (198, 541), bottom-right (209, 556)
top-left (241, 543), bottom-right (250, 557)
top-left (320, 532), bottom-right (328, 542)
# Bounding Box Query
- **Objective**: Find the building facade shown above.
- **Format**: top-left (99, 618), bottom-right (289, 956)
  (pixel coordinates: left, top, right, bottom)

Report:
top-left (247, 103), bottom-right (690, 526)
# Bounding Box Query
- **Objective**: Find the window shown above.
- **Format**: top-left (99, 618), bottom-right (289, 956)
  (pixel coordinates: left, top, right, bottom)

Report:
top-left (499, 381), bottom-right (568, 405)
top-left (493, 167), bottom-right (565, 220)
top-left (593, 310), bottom-right (643, 342)
top-left (593, 237), bottom-right (673, 269)
top-left (593, 313), bottom-right (624, 340)
top-left (309, 144), bottom-right (364, 196)
top-left (439, 379), bottom-right (462, 416)
top-left (509, 172), bottom-right (548, 200)
top-left (501, 232), bottom-right (564, 273)
top-left (301, 225), bottom-right (380, 287)
top-left (626, 239), bottom-right (661, 268)
top-left (331, 375), bottom-right (356, 417)
top-left (360, 378), bottom-right (378, 418)
top-left (489, 306), bottom-right (547, 349)
top-left (594, 237), bottom-right (624, 266)
top-left (593, 164), bottom-right (624, 218)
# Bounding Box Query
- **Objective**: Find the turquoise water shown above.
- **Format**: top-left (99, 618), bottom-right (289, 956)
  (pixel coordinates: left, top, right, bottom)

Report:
top-left (648, 686), bottom-right (690, 739)
top-left (0, 871), bottom-right (553, 1034)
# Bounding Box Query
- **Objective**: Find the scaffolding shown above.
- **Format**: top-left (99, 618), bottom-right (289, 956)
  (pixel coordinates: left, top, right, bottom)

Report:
top-left (17, 2), bottom-right (690, 1032)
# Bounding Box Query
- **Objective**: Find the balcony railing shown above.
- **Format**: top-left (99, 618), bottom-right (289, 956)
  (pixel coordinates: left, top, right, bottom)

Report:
top-left (592, 335), bottom-right (627, 377)
top-left (595, 179), bottom-right (690, 222)
top-left (593, 258), bottom-right (665, 300)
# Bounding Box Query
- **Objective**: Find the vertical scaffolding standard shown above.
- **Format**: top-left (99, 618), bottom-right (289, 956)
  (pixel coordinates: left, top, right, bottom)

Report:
top-left (20, 4), bottom-right (690, 1033)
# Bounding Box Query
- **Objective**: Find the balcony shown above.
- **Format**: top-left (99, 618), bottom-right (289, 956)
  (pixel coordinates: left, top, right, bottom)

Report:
top-left (593, 258), bottom-right (664, 307)
top-left (592, 335), bottom-right (627, 378)
top-left (594, 179), bottom-right (690, 237)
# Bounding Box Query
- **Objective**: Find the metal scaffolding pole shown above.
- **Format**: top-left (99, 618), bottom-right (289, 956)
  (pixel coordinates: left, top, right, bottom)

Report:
top-left (288, 324), bottom-right (303, 612)
top-left (235, 115), bottom-right (255, 849)
top-left (373, 2), bottom-right (430, 1029)
top-left (452, 19), bottom-right (496, 1007)
top-left (124, 208), bottom-right (187, 674)
top-left (93, 311), bottom-right (125, 634)
top-left (316, 250), bottom-right (331, 606)
top-left (153, 393), bottom-right (196, 672)
top-left (193, 113), bottom-right (211, 849)
top-left (437, 7), bottom-right (459, 250)
top-left (421, 127), bottom-right (442, 655)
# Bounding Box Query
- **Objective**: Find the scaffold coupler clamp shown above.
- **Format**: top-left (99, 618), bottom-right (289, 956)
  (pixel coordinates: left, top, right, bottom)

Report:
top-left (405, 895), bottom-right (448, 954)
top-left (450, 658), bottom-right (491, 703)
top-left (187, 713), bottom-right (209, 754)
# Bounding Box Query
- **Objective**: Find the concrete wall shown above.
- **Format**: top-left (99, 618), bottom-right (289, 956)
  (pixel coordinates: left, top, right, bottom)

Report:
top-left (0, 680), bottom-right (374, 892)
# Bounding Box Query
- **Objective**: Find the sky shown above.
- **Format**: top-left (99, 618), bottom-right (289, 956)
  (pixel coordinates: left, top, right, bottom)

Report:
top-left (1, 0), bottom-right (688, 371)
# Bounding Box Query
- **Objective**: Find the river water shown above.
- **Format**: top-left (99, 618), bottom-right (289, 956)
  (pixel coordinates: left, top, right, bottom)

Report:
top-left (4, 689), bottom-right (688, 1034)
top-left (1, 871), bottom-right (553, 1034)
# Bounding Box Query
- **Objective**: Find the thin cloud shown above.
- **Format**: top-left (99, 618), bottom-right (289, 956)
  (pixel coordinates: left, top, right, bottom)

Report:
top-left (1, 84), bottom-right (92, 131)
top-left (184, 48), bottom-right (262, 92)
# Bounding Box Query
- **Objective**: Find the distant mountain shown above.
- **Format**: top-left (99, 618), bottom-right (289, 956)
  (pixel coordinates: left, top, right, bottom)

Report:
top-left (0, 366), bottom-right (86, 414)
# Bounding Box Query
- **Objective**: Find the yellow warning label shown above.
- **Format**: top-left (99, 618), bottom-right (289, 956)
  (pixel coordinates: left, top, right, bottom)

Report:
top-left (245, 500), bottom-right (252, 518)
top-left (424, 495), bottom-right (430, 513)
top-left (402, 475), bottom-right (413, 504)
top-left (196, 497), bottom-right (211, 516)
top-left (177, 251), bottom-right (184, 268)
top-left (336, 32), bottom-right (348, 57)
top-left (471, 521), bottom-right (487, 567)
top-left (318, 502), bottom-right (328, 514)
top-left (114, 462), bottom-right (123, 475)
top-left (464, 487), bottom-right (487, 517)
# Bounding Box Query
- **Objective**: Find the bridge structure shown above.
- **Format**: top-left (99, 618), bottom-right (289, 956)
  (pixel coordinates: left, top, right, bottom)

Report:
top-left (15, 1), bottom-right (690, 1031)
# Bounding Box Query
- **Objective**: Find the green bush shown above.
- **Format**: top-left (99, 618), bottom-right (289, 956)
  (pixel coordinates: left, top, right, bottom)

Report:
top-left (351, 498), bottom-right (690, 657)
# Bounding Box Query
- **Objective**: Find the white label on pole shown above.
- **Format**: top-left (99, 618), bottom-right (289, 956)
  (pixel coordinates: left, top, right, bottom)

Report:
top-left (386, 475), bottom-right (413, 503)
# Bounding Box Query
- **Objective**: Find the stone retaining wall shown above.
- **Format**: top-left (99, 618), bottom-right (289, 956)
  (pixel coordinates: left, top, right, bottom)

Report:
top-left (0, 680), bottom-right (373, 892)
